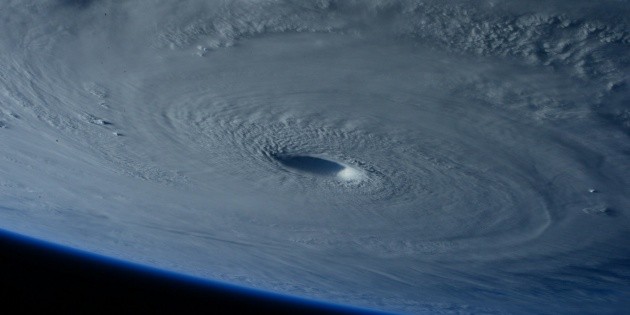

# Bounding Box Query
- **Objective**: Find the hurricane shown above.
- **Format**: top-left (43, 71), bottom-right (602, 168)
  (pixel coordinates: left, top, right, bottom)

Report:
top-left (1, 1), bottom-right (629, 313)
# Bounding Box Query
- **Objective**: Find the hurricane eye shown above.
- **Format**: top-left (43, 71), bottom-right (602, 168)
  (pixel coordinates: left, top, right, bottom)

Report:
top-left (274, 155), bottom-right (346, 176)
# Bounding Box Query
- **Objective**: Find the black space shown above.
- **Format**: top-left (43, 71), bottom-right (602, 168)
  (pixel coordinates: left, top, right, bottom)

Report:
top-left (0, 230), bottom-right (381, 314)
